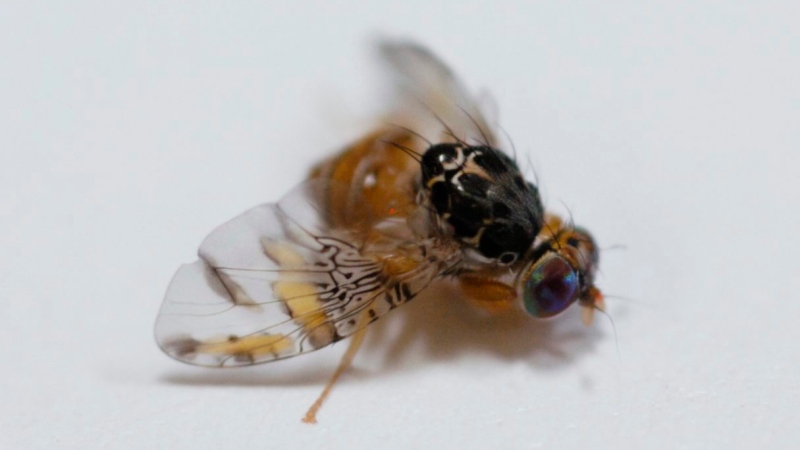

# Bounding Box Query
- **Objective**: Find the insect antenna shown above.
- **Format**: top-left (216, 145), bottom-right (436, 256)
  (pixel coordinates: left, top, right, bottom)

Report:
top-left (595, 306), bottom-right (621, 362)
top-left (603, 294), bottom-right (654, 307)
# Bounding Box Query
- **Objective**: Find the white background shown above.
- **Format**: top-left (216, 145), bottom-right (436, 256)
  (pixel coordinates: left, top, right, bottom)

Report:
top-left (2, 2), bottom-right (798, 449)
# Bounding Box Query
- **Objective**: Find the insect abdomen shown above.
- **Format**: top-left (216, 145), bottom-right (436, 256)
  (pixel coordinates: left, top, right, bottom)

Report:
top-left (309, 128), bottom-right (422, 230)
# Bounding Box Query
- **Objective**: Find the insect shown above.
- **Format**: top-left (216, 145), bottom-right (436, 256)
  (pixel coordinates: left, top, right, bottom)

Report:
top-left (155, 41), bottom-right (605, 423)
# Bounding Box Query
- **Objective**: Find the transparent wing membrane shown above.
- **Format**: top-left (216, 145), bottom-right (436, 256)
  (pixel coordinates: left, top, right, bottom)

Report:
top-left (156, 182), bottom-right (450, 367)
top-left (378, 40), bottom-right (498, 147)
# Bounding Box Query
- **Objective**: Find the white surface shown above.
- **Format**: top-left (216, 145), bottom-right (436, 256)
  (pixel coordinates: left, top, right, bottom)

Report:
top-left (2, 2), bottom-right (798, 449)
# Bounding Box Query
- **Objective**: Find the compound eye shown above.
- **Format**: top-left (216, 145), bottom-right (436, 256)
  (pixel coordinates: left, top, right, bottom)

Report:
top-left (524, 254), bottom-right (579, 317)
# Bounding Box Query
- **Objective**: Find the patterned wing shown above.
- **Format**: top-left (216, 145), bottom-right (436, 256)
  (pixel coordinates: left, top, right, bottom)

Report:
top-left (378, 40), bottom-right (499, 147)
top-left (155, 182), bottom-right (451, 367)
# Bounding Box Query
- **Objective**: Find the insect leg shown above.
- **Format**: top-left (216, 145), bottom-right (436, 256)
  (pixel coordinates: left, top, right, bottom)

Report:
top-left (301, 312), bottom-right (370, 424)
top-left (457, 274), bottom-right (518, 314)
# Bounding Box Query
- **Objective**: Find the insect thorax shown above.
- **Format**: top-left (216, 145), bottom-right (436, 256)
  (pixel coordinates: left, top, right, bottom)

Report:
top-left (419, 143), bottom-right (545, 265)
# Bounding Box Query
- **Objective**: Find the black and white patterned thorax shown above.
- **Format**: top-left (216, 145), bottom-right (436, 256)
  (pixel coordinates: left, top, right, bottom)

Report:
top-left (419, 143), bottom-right (545, 265)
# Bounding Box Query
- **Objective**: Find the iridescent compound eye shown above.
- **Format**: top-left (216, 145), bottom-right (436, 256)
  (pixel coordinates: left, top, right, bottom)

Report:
top-left (524, 254), bottom-right (580, 317)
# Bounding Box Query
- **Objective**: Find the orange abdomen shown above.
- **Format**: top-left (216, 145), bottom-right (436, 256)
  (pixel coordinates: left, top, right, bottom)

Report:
top-left (310, 128), bottom-right (422, 231)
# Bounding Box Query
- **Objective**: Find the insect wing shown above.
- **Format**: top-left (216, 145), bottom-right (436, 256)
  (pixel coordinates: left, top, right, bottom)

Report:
top-left (379, 40), bottom-right (498, 147)
top-left (155, 182), bottom-right (443, 367)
